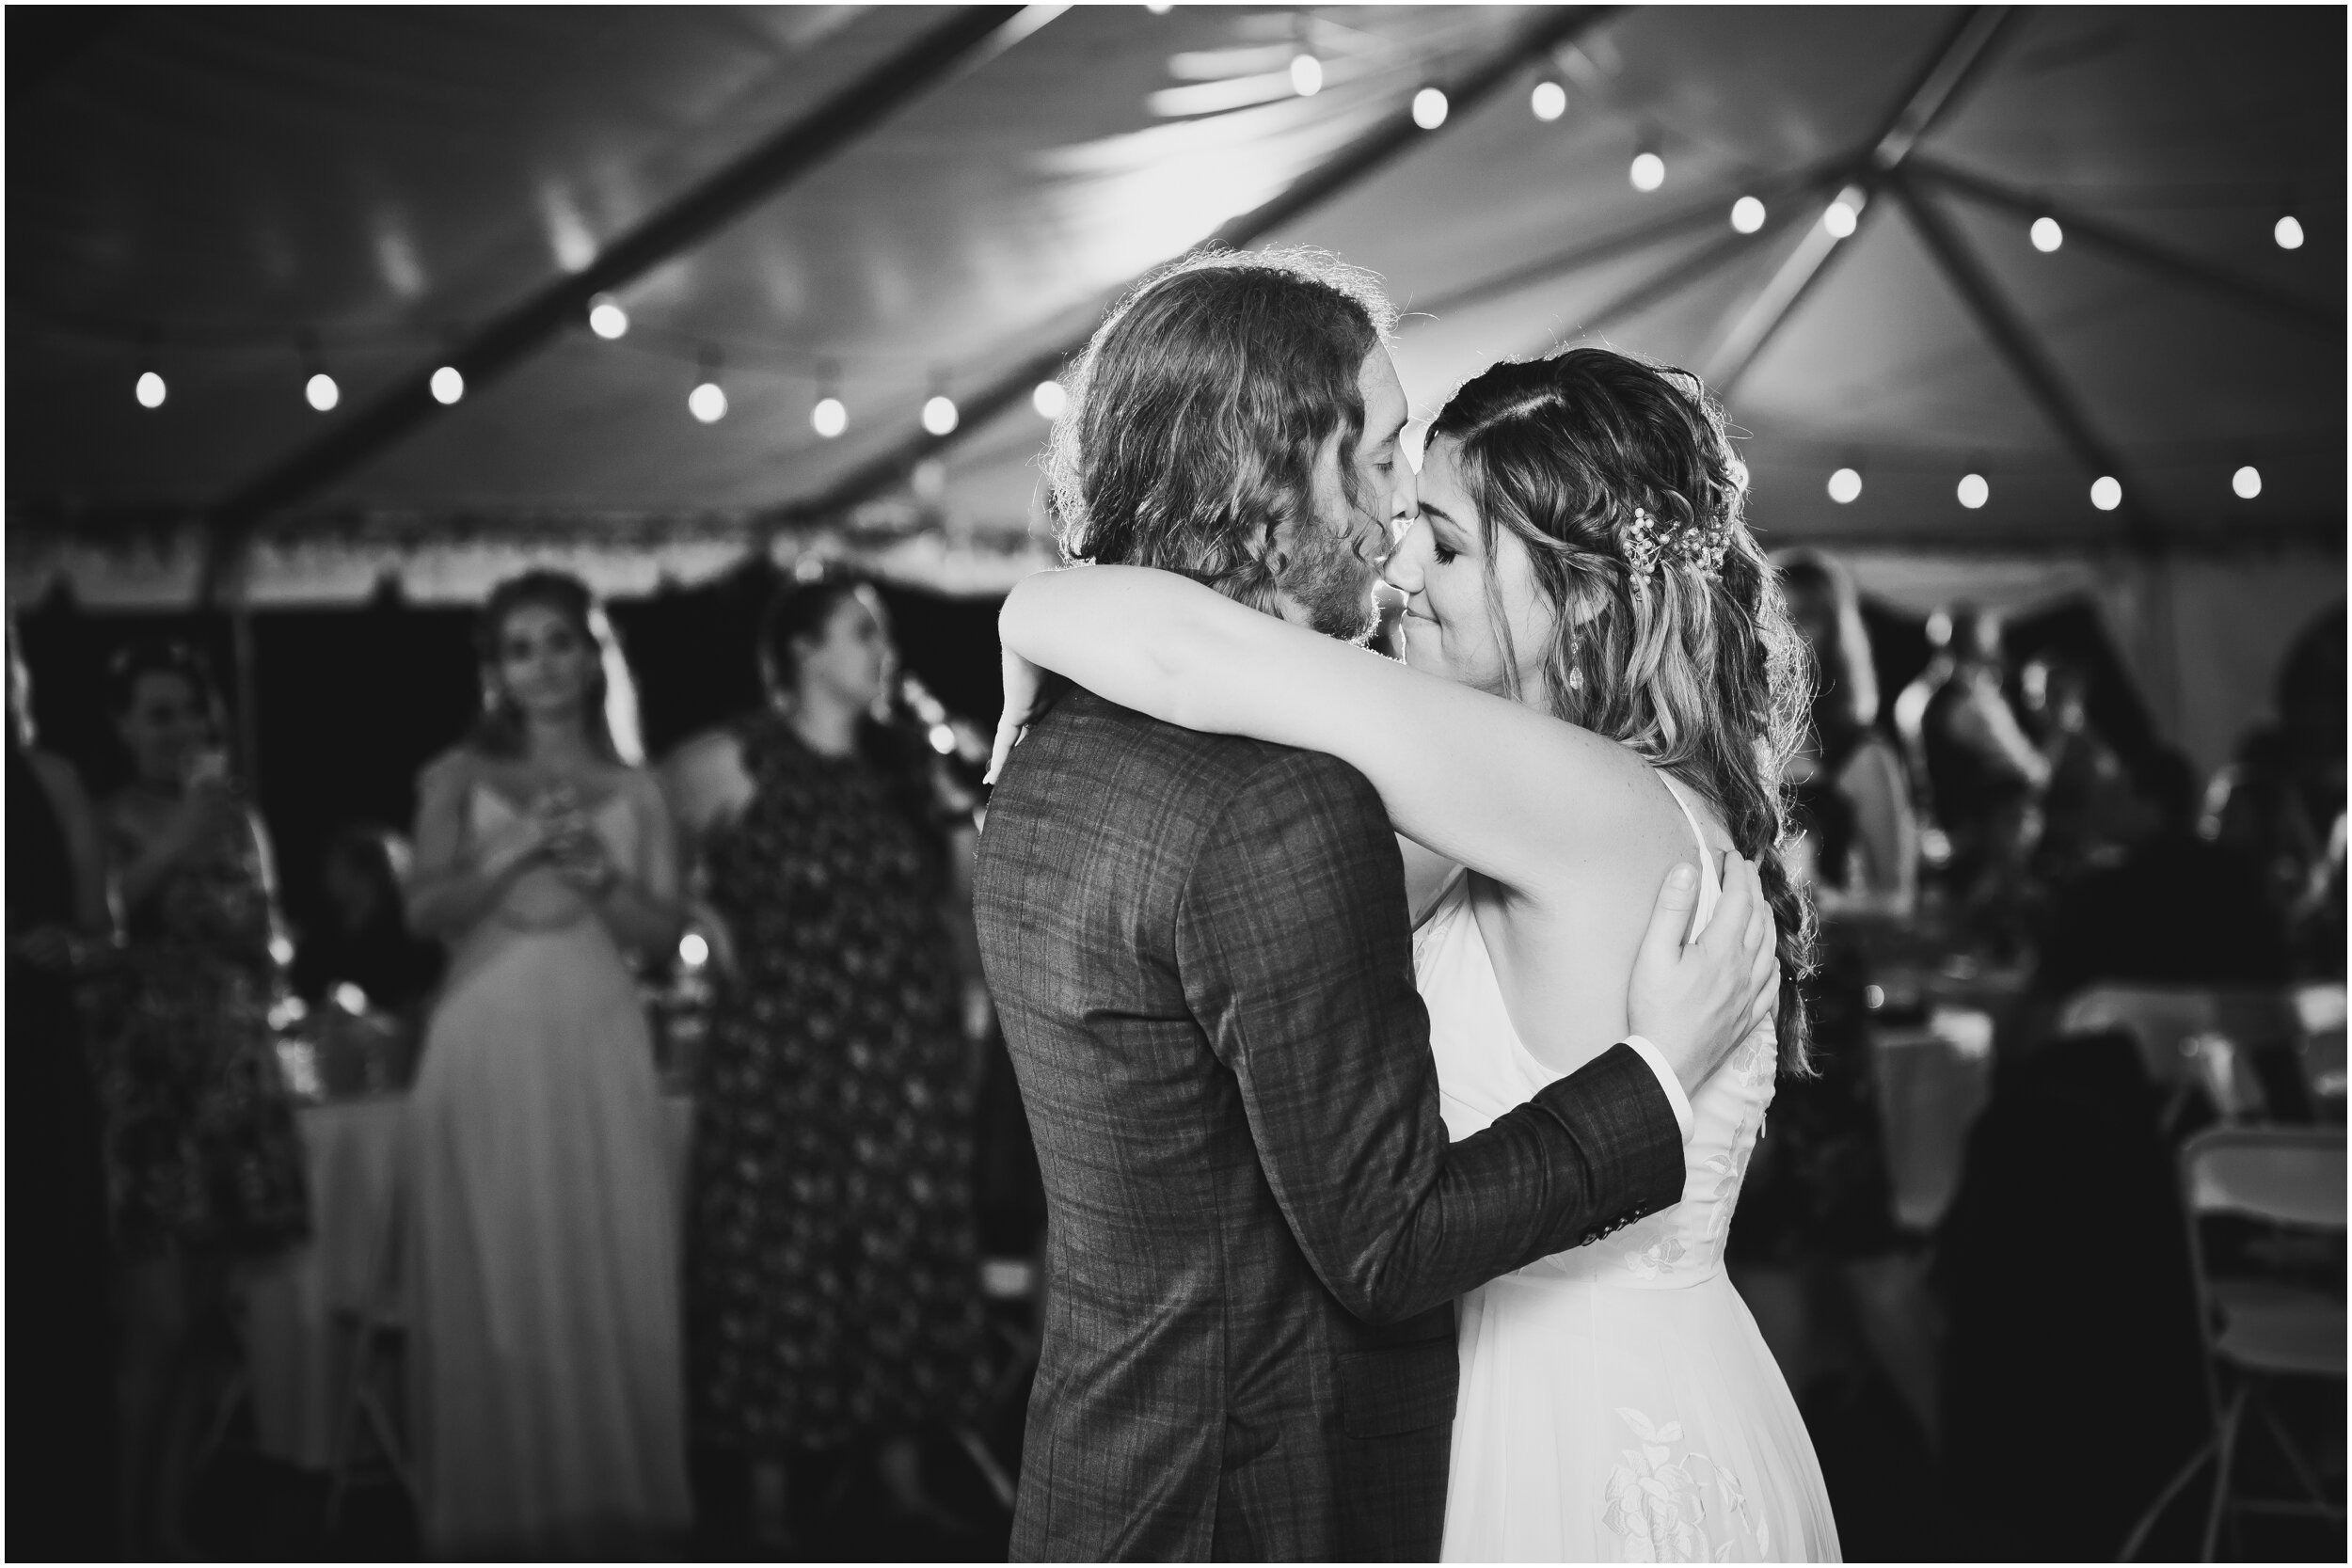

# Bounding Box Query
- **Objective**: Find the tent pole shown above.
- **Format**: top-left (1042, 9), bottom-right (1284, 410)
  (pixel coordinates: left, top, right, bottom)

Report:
top-left (1417, 159), bottom-right (1847, 320)
top-left (1908, 156), bottom-right (2341, 331)
top-left (1702, 7), bottom-right (2019, 397)
top-left (193, 5), bottom-right (1046, 608)
top-left (1886, 168), bottom-right (2161, 548)
top-left (776, 7), bottom-right (1623, 527)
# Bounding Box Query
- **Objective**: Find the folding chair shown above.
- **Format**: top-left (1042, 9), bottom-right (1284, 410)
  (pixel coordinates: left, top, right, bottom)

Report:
top-left (2118, 1126), bottom-right (2345, 1560)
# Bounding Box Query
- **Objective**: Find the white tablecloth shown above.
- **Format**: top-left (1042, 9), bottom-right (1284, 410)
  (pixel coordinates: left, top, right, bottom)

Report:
top-left (246, 1092), bottom-right (693, 1470)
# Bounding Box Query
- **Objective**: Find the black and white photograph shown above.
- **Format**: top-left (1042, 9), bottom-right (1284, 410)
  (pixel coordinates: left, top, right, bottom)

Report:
top-left (6, 5), bottom-right (2344, 1562)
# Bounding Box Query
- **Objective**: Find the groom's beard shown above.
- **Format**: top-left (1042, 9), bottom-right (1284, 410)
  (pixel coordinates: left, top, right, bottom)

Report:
top-left (1276, 514), bottom-right (1383, 644)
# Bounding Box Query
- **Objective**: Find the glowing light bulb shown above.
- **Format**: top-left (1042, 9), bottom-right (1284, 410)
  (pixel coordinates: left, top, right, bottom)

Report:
top-left (928, 722), bottom-right (957, 755)
top-left (2232, 466), bottom-right (2262, 499)
top-left (1032, 380), bottom-right (1068, 420)
top-left (678, 931), bottom-right (709, 967)
top-left (1957, 473), bottom-right (1989, 510)
top-left (1530, 80), bottom-right (1566, 121)
top-left (333, 981), bottom-right (370, 1015)
top-left (689, 381), bottom-right (727, 423)
top-left (1629, 151), bottom-right (1665, 192)
top-left (1411, 87), bottom-right (1448, 130)
top-left (306, 372), bottom-right (340, 412)
top-left (2030, 215), bottom-right (2063, 253)
top-left (1290, 54), bottom-right (1322, 97)
top-left (922, 394), bottom-right (960, 436)
top-left (2090, 475), bottom-right (2122, 512)
top-left (1823, 198), bottom-right (1858, 239)
top-left (2275, 214), bottom-right (2305, 250)
top-left (811, 395), bottom-right (847, 438)
top-left (135, 370), bottom-right (167, 408)
top-left (587, 294), bottom-right (628, 340)
top-left (1730, 196), bottom-right (1766, 234)
top-left (1827, 467), bottom-right (1863, 504)
top-left (430, 365), bottom-right (465, 404)
top-left (1144, 0), bottom-right (1171, 11)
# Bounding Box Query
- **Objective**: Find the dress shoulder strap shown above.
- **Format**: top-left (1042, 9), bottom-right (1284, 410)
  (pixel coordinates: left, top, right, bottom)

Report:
top-left (1654, 771), bottom-right (1723, 934)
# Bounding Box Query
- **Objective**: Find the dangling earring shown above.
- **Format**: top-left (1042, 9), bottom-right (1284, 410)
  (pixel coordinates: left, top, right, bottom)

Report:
top-left (1566, 665), bottom-right (1584, 694)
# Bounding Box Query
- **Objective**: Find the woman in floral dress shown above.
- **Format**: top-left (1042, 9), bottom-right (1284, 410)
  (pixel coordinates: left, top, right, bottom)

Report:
top-left (94, 640), bottom-right (308, 1553)
top-left (669, 571), bottom-right (990, 1545)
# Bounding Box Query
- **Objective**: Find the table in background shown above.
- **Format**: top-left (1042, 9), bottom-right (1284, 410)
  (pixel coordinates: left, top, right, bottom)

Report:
top-left (246, 1091), bottom-right (694, 1470)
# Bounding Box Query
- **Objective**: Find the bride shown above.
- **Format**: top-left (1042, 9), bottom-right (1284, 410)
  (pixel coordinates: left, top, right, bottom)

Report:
top-left (993, 346), bottom-right (1839, 1561)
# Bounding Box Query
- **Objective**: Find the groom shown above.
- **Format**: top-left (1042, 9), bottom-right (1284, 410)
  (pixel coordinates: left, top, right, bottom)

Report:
top-left (974, 249), bottom-right (1773, 1561)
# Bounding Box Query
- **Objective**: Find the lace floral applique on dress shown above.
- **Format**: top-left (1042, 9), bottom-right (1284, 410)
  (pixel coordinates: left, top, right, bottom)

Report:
top-left (1600, 1406), bottom-right (1768, 1562)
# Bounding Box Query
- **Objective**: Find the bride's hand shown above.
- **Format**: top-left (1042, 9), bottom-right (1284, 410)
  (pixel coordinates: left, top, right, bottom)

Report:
top-left (985, 644), bottom-right (1047, 785)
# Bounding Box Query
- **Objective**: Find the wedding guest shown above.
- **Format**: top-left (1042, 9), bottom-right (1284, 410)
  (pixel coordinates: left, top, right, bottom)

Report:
top-left (2036, 748), bottom-right (2289, 997)
top-left (93, 639), bottom-right (309, 1554)
top-left (404, 569), bottom-right (691, 1556)
top-left (665, 568), bottom-right (990, 1549)
top-left (2206, 601), bottom-right (2346, 975)
top-left (1916, 605), bottom-right (2051, 950)
top-left (290, 823), bottom-right (443, 1021)
top-left (7, 626), bottom-right (119, 1557)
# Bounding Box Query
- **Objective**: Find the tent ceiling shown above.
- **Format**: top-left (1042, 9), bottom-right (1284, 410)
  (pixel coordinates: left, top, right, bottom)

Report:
top-left (8, 5), bottom-right (2344, 581)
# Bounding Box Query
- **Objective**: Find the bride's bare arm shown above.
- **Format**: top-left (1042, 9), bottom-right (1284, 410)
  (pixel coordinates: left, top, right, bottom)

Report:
top-left (405, 753), bottom-right (546, 941)
top-left (998, 566), bottom-right (1663, 895)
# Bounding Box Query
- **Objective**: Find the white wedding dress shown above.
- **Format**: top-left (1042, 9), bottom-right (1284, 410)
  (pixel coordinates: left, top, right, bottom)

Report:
top-left (1416, 775), bottom-right (1840, 1562)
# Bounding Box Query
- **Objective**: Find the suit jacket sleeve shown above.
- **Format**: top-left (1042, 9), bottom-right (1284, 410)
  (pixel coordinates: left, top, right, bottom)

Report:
top-left (1174, 747), bottom-right (1686, 1325)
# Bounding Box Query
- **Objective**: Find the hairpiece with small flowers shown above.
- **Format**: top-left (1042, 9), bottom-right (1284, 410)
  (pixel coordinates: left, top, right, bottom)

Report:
top-left (1619, 505), bottom-right (1730, 583)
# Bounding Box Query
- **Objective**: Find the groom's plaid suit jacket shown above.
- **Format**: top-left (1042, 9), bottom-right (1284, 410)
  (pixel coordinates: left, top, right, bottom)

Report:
top-left (975, 690), bottom-right (1686, 1561)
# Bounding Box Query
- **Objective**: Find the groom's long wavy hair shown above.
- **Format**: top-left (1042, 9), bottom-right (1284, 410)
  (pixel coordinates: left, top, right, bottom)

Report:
top-left (1432, 349), bottom-right (1819, 1075)
top-left (1045, 246), bottom-right (1396, 609)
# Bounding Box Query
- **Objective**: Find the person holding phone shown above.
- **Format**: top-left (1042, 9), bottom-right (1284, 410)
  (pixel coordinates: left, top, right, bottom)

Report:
top-left (94, 639), bottom-right (308, 1554)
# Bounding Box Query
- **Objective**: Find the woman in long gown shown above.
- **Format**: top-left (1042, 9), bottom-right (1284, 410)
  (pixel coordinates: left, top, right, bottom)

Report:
top-left (405, 570), bottom-right (691, 1557)
top-left (665, 572), bottom-right (990, 1545)
top-left (996, 347), bottom-right (1839, 1560)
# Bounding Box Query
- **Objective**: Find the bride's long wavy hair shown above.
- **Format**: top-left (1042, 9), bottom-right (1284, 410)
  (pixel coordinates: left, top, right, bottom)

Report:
top-left (1429, 348), bottom-right (1818, 1074)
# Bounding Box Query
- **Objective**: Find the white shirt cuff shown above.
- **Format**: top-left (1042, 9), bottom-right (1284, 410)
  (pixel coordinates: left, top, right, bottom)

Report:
top-left (1620, 1035), bottom-right (1696, 1144)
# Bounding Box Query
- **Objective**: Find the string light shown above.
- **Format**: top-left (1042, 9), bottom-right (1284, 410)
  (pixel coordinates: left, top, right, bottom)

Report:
top-left (678, 931), bottom-right (709, 968)
top-left (1827, 467), bottom-right (1862, 504)
top-left (135, 370), bottom-right (167, 408)
top-left (2090, 475), bottom-right (2122, 511)
top-left (430, 365), bottom-right (465, 405)
top-left (1032, 380), bottom-right (1068, 420)
top-left (1290, 54), bottom-right (1322, 97)
top-left (1629, 150), bottom-right (1664, 192)
top-left (2233, 466), bottom-right (2262, 499)
top-left (1957, 473), bottom-right (1989, 509)
top-left (1530, 80), bottom-right (1565, 121)
top-left (922, 393), bottom-right (960, 436)
top-left (2275, 214), bottom-right (2305, 250)
top-left (1411, 87), bottom-right (1448, 130)
top-left (1730, 196), bottom-right (1766, 234)
top-left (2030, 216), bottom-right (2063, 253)
top-left (587, 293), bottom-right (628, 340)
top-left (306, 371), bottom-right (340, 412)
top-left (811, 394), bottom-right (847, 438)
top-left (689, 350), bottom-right (726, 423)
top-left (1823, 193), bottom-right (1860, 239)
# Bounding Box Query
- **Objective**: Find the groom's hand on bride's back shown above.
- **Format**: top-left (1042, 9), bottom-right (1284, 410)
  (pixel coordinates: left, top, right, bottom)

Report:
top-left (1626, 855), bottom-right (1779, 1100)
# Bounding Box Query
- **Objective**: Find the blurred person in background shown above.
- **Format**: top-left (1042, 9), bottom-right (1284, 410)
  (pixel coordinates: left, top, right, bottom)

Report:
top-left (93, 639), bottom-right (309, 1554)
top-left (290, 823), bottom-right (443, 1025)
top-left (2018, 655), bottom-right (2137, 885)
top-left (1912, 605), bottom-right (2052, 953)
top-left (404, 569), bottom-right (691, 1556)
top-left (1733, 552), bottom-right (1933, 1466)
top-left (2206, 600), bottom-right (2345, 976)
top-left (7, 624), bottom-right (119, 1556)
top-left (663, 568), bottom-right (990, 1550)
top-left (2036, 748), bottom-right (2288, 998)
